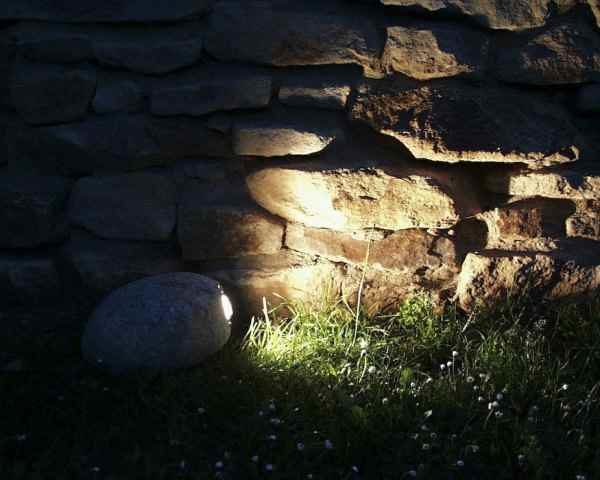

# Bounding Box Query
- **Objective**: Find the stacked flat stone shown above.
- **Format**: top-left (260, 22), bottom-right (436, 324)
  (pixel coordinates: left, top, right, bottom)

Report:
top-left (1, 0), bottom-right (600, 319)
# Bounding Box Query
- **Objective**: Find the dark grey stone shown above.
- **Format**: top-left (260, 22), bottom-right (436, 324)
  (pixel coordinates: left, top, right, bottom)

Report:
top-left (93, 80), bottom-right (143, 114)
top-left (81, 272), bottom-right (231, 373)
top-left (0, 254), bottom-right (61, 305)
top-left (11, 62), bottom-right (96, 125)
top-left (68, 173), bottom-right (177, 241)
top-left (0, 174), bottom-right (70, 248)
top-left (60, 231), bottom-right (184, 296)
top-left (0, 0), bottom-right (214, 23)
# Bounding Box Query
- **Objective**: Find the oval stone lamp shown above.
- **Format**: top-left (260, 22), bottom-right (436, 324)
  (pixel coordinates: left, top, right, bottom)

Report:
top-left (81, 272), bottom-right (232, 373)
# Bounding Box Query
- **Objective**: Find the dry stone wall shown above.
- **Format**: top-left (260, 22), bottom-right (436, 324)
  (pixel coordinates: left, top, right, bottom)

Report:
top-left (2, 0), bottom-right (600, 325)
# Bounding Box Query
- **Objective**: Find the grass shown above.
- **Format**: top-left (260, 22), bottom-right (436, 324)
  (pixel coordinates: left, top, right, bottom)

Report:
top-left (2, 292), bottom-right (600, 479)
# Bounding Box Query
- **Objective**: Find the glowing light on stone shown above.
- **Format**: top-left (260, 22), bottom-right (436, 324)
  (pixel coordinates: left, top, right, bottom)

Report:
top-left (221, 293), bottom-right (234, 321)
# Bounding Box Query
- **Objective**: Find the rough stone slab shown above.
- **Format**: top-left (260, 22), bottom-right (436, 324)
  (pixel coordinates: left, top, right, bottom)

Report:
top-left (178, 185), bottom-right (284, 260)
top-left (60, 231), bottom-right (184, 296)
top-left (457, 249), bottom-right (600, 311)
top-left (0, 254), bottom-right (61, 305)
top-left (494, 20), bottom-right (600, 85)
top-left (246, 160), bottom-right (480, 231)
top-left (205, 2), bottom-right (382, 77)
top-left (93, 80), bottom-right (143, 115)
top-left (68, 173), bottom-right (177, 241)
top-left (382, 22), bottom-right (489, 80)
top-left (0, 174), bottom-right (70, 248)
top-left (201, 251), bottom-right (342, 316)
top-left (350, 80), bottom-right (582, 167)
top-left (233, 112), bottom-right (342, 157)
top-left (279, 85), bottom-right (350, 110)
top-left (340, 263), bottom-right (454, 313)
top-left (286, 223), bottom-right (458, 271)
top-left (13, 21), bottom-right (205, 74)
top-left (0, 0), bottom-right (214, 22)
top-left (477, 198), bottom-right (573, 251)
top-left (81, 273), bottom-right (231, 373)
top-left (8, 115), bottom-right (231, 175)
top-left (484, 169), bottom-right (600, 199)
top-left (149, 117), bottom-right (232, 160)
top-left (6, 117), bottom-right (157, 175)
top-left (379, 0), bottom-right (573, 31)
top-left (566, 200), bottom-right (600, 241)
top-left (11, 62), bottom-right (96, 125)
top-left (151, 73), bottom-right (271, 116)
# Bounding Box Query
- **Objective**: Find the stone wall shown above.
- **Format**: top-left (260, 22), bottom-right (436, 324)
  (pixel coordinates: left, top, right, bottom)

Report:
top-left (2, 0), bottom-right (600, 327)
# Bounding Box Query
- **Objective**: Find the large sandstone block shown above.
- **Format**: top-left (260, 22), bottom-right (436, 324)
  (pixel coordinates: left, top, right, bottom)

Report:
top-left (494, 20), bottom-right (600, 85)
top-left (484, 169), bottom-right (600, 199)
top-left (205, 2), bottom-right (382, 77)
top-left (68, 173), bottom-right (177, 241)
top-left (233, 113), bottom-right (343, 157)
top-left (457, 249), bottom-right (600, 311)
top-left (382, 22), bottom-right (489, 80)
top-left (93, 79), bottom-right (143, 115)
top-left (0, 0), bottom-right (214, 22)
top-left (566, 200), bottom-right (600, 241)
top-left (286, 224), bottom-right (458, 271)
top-left (380, 0), bottom-right (574, 31)
top-left (178, 182), bottom-right (284, 260)
top-left (60, 232), bottom-right (184, 296)
top-left (151, 72), bottom-right (271, 116)
top-left (0, 254), bottom-right (61, 305)
top-left (246, 161), bottom-right (480, 231)
top-left (350, 80), bottom-right (582, 167)
top-left (11, 62), bottom-right (96, 125)
top-left (0, 174), bottom-right (70, 248)
top-left (82, 273), bottom-right (231, 373)
top-left (279, 85), bottom-right (350, 110)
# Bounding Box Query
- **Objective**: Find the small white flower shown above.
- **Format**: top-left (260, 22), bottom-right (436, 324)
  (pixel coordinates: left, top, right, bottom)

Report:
top-left (576, 475), bottom-right (586, 480)
top-left (456, 460), bottom-right (464, 467)
top-left (368, 366), bottom-right (377, 374)
top-left (496, 393), bottom-right (504, 401)
top-left (561, 384), bottom-right (569, 391)
top-left (430, 432), bottom-right (437, 440)
top-left (270, 418), bottom-right (282, 426)
top-left (495, 410), bottom-right (503, 418)
top-left (470, 445), bottom-right (480, 453)
top-left (215, 461), bottom-right (224, 469)
top-left (251, 455), bottom-right (259, 463)
top-left (452, 351), bottom-right (459, 358)
top-left (477, 396), bottom-right (485, 403)
top-left (258, 410), bottom-right (264, 417)
top-left (359, 339), bottom-right (369, 349)
top-left (267, 434), bottom-right (277, 441)
top-left (269, 402), bottom-right (276, 411)
top-left (297, 442), bottom-right (305, 451)
top-left (422, 443), bottom-right (431, 451)
top-left (440, 364), bottom-right (446, 371)
top-left (324, 439), bottom-right (333, 450)
top-left (410, 382), bottom-right (417, 388)
top-left (352, 465), bottom-right (359, 473)
top-left (382, 397), bottom-right (389, 405)
top-left (424, 410), bottom-right (433, 418)
top-left (446, 361), bottom-right (453, 368)
top-left (518, 454), bottom-right (526, 463)
top-left (466, 376), bottom-right (474, 383)
top-left (408, 470), bottom-right (417, 478)
top-left (265, 464), bottom-right (274, 471)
